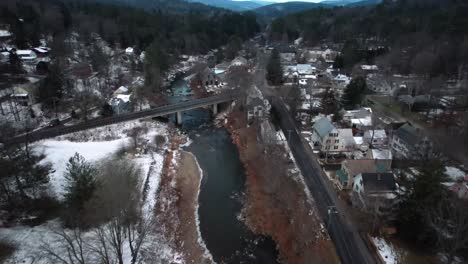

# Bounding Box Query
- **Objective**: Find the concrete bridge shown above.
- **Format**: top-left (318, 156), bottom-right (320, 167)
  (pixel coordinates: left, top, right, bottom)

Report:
top-left (4, 91), bottom-right (240, 146)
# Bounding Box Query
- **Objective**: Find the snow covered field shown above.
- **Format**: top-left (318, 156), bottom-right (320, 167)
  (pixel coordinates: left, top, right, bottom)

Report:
top-left (372, 237), bottom-right (398, 264)
top-left (0, 120), bottom-right (184, 264)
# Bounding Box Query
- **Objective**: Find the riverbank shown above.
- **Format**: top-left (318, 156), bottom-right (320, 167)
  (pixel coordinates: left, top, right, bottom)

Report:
top-left (225, 111), bottom-right (340, 264)
top-left (155, 134), bottom-right (213, 264)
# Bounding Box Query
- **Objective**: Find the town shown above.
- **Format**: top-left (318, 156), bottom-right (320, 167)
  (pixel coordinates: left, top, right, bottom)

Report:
top-left (0, 0), bottom-right (467, 264)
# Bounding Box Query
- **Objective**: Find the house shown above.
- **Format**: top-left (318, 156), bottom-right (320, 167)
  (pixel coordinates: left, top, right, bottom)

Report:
top-left (296, 64), bottom-right (315, 77)
top-left (366, 149), bottom-right (392, 162)
top-left (360, 65), bottom-right (379, 72)
top-left (334, 74), bottom-right (350, 86)
top-left (352, 173), bottom-right (397, 214)
top-left (201, 67), bottom-right (220, 87)
top-left (67, 63), bottom-right (99, 91)
top-left (336, 159), bottom-right (391, 189)
top-left (246, 86), bottom-right (271, 123)
top-left (10, 86), bottom-right (33, 106)
top-left (343, 108), bottom-right (373, 130)
top-left (280, 52), bottom-right (296, 65)
top-left (16, 50), bottom-right (37, 61)
top-left (230, 56), bottom-right (248, 67)
top-left (311, 118), bottom-right (355, 155)
top-left (390, 123), bottom-right (432, 159)
top-left (283, 65), bottom-right (298, 83)
top-left (109, 94), bottom-right (132, 114)
top-left (33, 47), bottom-right (51, 58)
top-left (125, 47), bottom-right (134, 55)
top-left (363, 130), bottom-right (388, 147)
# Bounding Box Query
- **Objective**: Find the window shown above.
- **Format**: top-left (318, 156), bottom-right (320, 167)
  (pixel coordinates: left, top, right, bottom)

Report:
top-left (334, 146), bottom-right (339, 150)
top-left (335, 139), bottom-right (339, 143)
top-left (325, 146), bottom-right (330, 150)
top-left (329, 133), bottom-right (334, 137)
top-left (326, 140), bottom-right (331, 144)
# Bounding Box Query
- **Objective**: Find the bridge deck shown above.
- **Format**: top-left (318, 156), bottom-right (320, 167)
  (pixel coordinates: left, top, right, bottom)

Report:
top-left (4, 92), bottom-right (239, 146)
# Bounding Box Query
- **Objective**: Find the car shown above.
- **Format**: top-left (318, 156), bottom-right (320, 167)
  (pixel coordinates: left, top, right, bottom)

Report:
top-left (48, 119), bottom-right (60, 127)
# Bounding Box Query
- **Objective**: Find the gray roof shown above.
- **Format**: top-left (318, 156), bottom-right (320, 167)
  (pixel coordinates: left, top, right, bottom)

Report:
top-left (361, 173), bottom-right (396, 192)
top-left (313, 117), bottom-right (335, 139)
top-left (396, 123), bottom-right (419, 145)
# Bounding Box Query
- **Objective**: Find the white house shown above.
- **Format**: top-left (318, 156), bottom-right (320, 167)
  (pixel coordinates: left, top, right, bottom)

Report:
top-left (125, 47), bottom-right (134, 55)
top-left (311, 117), bottom-right (355, 154)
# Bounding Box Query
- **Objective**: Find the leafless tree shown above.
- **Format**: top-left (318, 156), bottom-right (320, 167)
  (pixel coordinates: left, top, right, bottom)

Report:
top-left (73, 85), bottom-right (101, 121)
top-left (41, 228), bottom-right (87, 264)
top-left (427, 195), bottom-right (468, 264)
top-left (125, 126), bottom-right (149, 149)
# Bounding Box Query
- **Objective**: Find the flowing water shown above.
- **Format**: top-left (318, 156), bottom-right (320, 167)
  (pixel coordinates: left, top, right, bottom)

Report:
top-left (168, 78), bottom-right (279, 263)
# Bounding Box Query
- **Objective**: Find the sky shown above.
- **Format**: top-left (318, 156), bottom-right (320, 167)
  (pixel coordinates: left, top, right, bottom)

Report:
top-left (234, 0), bottom-right (323, 2)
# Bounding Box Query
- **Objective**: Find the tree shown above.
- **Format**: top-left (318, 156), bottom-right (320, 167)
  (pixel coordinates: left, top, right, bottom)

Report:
top-left (224, 36), bottom-right (242, 60)
top-left (427, 195), bottom-right (468, 264)
top-left (125, 126), bottom-right (149, 149)
top-left (63, 153), bottom-right (98, 226)
top-left (8, 52), bottom-right (24, 74)
top-left (39, 63), bottom-right (64, 108)
top-left (73, 86), bottom-right (101, 121)
top-left (321, 88), bottom-right (338, 115)
top-left (342, 76), bottom-right (367, 109)
top-left (266, 49), bottom-right (283, 85)
top-left (90, 44), bottom-right (109, 75)
top-left (397, 161), bottom-right (448, 243)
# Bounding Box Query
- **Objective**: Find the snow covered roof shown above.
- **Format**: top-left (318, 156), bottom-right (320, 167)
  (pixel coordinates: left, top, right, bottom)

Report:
top-left (0, 29), bottom-right (12, 37)
top-left (364, 130), bottom-right (387, 140)
top-left (297, 64), bottom-right (314, 75)
top-left (16, 50), bottom-right (35, 56)
top-left (114, 86), bottom-right (129, 95)
top-left (231, 56), bottom-right (247, 66)
top-left (361, 65), bottom-right (379, 71)
top-left (351, 117), bottom-right (372, 127)
top-left (338, 129), bottom-right (354, 147)
top-left (33, 47), bottom-right (50, 53)
top-left (354, 137), bottom-right (363, 145)
top-left (445, 166), bottom-right (466, 181)
top-left (125, 47), bottom-right (134, 54)
top-left (371, 149), bottom-right (392, 160)
top-left (312, 117), bottom-right (335, 139)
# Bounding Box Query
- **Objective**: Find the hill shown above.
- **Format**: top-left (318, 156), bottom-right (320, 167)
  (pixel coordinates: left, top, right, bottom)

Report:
top-left (187, 0), bottom-right (268, 11)
top-left (254, 1), bottom-right (328, 17)
top-left (269, 0), bottom-right (468, 77)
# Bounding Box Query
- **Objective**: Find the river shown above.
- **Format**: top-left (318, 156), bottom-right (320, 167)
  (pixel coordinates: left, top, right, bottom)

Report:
top-left (168, 77), bottom-right (279, 263)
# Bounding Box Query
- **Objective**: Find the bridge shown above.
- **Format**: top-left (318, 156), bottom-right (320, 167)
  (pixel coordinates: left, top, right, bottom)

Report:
top-left (4, 91), bottom-right (240, 146)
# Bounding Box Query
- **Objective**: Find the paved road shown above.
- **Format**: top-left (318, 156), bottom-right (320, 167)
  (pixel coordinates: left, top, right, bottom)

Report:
top-left (272, 97), bottom-right (377, 264)
top-left (4, 91), bottom-right (239, 146)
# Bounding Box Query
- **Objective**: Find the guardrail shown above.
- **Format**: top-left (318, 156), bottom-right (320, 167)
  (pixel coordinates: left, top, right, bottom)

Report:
top-left (4, 91), bottom-right (240, 146)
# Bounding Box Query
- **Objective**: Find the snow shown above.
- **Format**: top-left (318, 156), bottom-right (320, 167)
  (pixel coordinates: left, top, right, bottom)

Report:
top-left (0, 29), bottom-right (12, 37)
top-left (36, 138), bottom-right (128, 199)
top-left (445, 166), bottom-right (466, 181)
top-left (372, 237), bottom-right (398, 264)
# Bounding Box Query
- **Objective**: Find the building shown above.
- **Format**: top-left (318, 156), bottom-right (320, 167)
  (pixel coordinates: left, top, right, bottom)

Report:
top-left (16, 50), bottom-right (37, 61)
top-left (246, 86), bottom-right (271, 123)
top-left (296, 64), bottom-right (315, 77)
top-left (336, 159), bottom-right (391, 189)
top-left (109, 94), bottom-right (132, 114)
top-left (311, 118), bottom-right (355, 155)
top-left (390, 123), bottom-right (432, 159)
top-left (363, 130), bottom-right (388, 147)
top-left (352, 173), bottom-right (397, 214)
top-left (343, 108), bottom-right (373, 130)
top-left (230, 56), bottom-right (248, 67)
top-left (280, 52), bottom-right (296, 65)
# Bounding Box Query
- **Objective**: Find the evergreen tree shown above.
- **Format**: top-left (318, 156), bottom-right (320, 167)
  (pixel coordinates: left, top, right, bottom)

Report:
top-left (63, 153), bottom-right (98, 223)
top-left (342, 76), bottom-right (367, 109)
top-left (8, 52), bottom-right (24, 74)
top-left (266, 49), bottom-right (283, 85)
top-left (321, 88), bottom-right (338, 115)
top-left (39, 63), bottom-right (64, 107)
top-left (397, 161), bottom-right (448, 244)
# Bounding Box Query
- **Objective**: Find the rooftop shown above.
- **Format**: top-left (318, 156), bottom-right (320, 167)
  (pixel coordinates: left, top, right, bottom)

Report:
top-left (361, 173), bottom-right (396, 193)
top-left (312, 117), bottom-right (335, 140)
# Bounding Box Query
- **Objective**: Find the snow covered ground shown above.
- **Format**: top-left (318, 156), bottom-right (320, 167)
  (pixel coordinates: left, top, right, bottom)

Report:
top-left (0, 119), bottom-right (185, 264)
top-left (372, 237), bottom-right (398, 264)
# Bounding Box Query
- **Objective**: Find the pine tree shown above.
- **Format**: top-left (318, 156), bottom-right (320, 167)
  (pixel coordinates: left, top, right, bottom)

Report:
top-left (63, 153), bottom-right (98, 220)
top-left (342, 76), bottom-right (367, 109)
top-left (266, 49), bottom-right (283, 85)
top-left (321, 88), bottom-right (338, 115)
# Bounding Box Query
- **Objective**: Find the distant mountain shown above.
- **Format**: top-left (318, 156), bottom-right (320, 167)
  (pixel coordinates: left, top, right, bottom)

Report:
top-left (186, 0), bottom-right (271, 11)
top-left (322, 0), bottom-right (381, 6)
top-left (253, 1), bottom-right (328, 17)
top-left (65, 0), bottom-right (223, 14)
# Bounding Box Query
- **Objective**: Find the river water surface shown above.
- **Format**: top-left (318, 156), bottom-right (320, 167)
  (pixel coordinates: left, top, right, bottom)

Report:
top-left (169, 78), bottom-right (278, 263)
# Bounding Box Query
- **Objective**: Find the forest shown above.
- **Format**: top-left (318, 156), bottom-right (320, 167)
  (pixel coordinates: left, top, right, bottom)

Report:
top-left (269, 0), bottom-right (468, 77)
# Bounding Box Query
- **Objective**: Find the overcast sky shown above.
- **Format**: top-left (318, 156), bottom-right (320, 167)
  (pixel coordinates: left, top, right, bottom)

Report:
top-left (234, 0), bottom-right (323, 2)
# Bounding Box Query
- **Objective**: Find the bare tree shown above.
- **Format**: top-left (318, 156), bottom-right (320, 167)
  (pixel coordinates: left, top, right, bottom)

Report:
top-left (427, 195), bottom-right (468, 264)
top-left (125, 126), bottom-right (149, 149)
top-left (41, 228), bottom-right (87, 264)
top-left (73, 85), bottom-right (101, 121)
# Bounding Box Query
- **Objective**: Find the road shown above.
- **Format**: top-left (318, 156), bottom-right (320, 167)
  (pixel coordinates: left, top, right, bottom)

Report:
top-left (4, 91), bottom-right (239, 146)
top-left (272, 97), bottom-right (377, 264)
